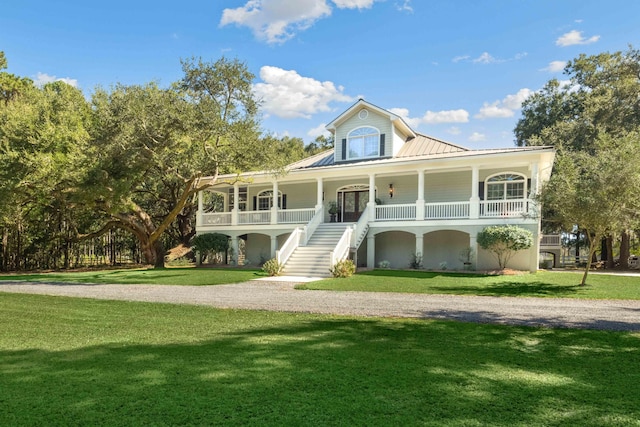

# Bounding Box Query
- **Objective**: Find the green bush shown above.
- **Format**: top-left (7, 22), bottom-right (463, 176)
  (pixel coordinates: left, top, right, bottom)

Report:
top-left (262, 258), bottom-right (283, 276)
top-left (330, 259), bottom-right (356, 278)
top-left (477, 225), bottom-right (533, 270)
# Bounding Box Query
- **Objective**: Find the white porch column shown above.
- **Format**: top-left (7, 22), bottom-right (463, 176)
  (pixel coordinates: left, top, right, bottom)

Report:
top-left (368, 173), bottom-right (376, 221)
top-left (196, 191), bottom-right (203, 227)
top-left (416, 170), bottom-right (425, 220)
top-left (230, 236), bottom-right (239, 266)
top-left (232, 183), bottom-right (239, 226)
top-left (529, 162), bottom-right (539, 215)
top-left (367, 234), bottom-right (376, 268)
top-left (271, 180), bottom-right (279, 224)
top-left (270, 235), bottom-right (278, 259)
top-left (530, 230), bottom-right (540, 273)
top-left (316, 177), bottom-right (324, 210)
top-left (470, 233), bottom-right (478, 270)
top-left (415, 233), bottom-right (424, 258)
top-left (469, 166), bottom-right (480, 219)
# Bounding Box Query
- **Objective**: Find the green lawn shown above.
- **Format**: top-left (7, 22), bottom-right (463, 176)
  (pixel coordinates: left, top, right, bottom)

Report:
top-left (0, 267), bottom-right (264, 286)
top-left (1, 293), bottom-right (639, 426)
top-left (298, 270), bottom-right (640, 300)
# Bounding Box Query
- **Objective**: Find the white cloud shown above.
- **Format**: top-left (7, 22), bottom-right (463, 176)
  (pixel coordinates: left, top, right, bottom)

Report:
top-left (469, 132), bottom-right (486, 142)
top-left (395, 0), bottom-right (413, 13)
top-left (452, 55), bottom-right (470, 63)
top-left (220, 0), bottom-right (380, 44)
top-left (34, 72), bottom-right (78, 88)
top-left (332, 0), bottom-right (376, 8)
top-left (542, 61), bottom-right (566, 72)
top-left (253, 66), bottom-right (353, 119)
top-left (390, 107), bottom-right (469, 127)
top-left (307, 123), bottom-right (331, 138)
top-left (475, 88), bottom-right (533, 119)
top-left (473, 52), bottom-right (496, 64)
top-left (446, 127), bottom-right (461, 135)
top-left (556, 30), bottom-right (600, 47)
top-left (220, 0), bottom-right (332, 44)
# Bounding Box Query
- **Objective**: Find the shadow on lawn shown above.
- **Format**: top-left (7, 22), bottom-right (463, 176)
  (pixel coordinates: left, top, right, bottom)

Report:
top-left (445, 281), bottom-right (582, 298)
top-left (1, 315), bottom-right (640, 426)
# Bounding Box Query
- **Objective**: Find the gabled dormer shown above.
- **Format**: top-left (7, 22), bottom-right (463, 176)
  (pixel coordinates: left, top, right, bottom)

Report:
top-left (326, 99), bottom-right (416, 164)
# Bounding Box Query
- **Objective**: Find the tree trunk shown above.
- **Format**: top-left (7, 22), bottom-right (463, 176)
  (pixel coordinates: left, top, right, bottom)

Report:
top-left (581, 233), bottom-right (600, 286)
top-left (619, 230), bottom-right (630, 269)
top-left (600, 236), bottom-right (608, 263)
top-left (1, 228), bottom-right (7, 272)
top-left (605, 236), bottom-right (614, 269)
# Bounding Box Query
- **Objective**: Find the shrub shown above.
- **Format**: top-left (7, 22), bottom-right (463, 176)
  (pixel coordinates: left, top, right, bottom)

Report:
top-left (477, 225), bottom-right (533, 270)
top-left (409, 252), bottom-right (423, 269)
top-left (262, 258), bottom-right (283, 276)
top-left (439, 261), bottom-right (448, 270)
top-left (378, 260), bottom-right (391, 269)
top-left (330, 259), bottom-right (356, 278)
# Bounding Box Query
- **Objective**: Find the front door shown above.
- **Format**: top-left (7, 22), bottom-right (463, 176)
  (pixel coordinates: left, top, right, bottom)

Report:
top-left (339, 190), bottom-right (369, 222)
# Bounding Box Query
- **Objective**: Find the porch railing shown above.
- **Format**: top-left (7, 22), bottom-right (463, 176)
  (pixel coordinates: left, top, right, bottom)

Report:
top-left (424, 201), bottom-right (470, 219)
top-left (540, 234), bottom-right (561, 246)
top-left (375, 203), bottom-right (416, 221)
top-left (278, 208), bottom-right (315, 224)
top-left (330, 227), bottom-right (353, 267)
top-left (201, 212), bottom-right (232, 226)
top-left (351, 206), bottom-right (370, 249)
top-left (302, 206), bottom-right (324, 245)
top-left (276, 227), bottom-right (302, 266)
top-left (238, 210), bottom-right (270, 224)
top-left (480, 199), bottom-right (531, 218)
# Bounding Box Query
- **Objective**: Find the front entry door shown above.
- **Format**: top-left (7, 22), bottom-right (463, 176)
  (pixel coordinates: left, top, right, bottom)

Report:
top-left (340, 190), bottom-right (369, 222)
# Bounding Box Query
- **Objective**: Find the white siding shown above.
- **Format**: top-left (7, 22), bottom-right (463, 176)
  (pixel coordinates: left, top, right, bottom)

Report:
top-left (334, 109), bottom-right (392, 161)
top-left (425, 171), bottom-right (471, 202)
top-left (422, 230), bottom-right (470, 270)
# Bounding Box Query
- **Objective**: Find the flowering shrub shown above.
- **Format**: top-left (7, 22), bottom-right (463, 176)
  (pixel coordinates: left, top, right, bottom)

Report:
top-left (330, 259), bottom-right (356, 278)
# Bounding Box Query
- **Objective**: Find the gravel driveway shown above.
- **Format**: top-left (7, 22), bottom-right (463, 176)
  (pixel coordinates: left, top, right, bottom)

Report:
top-left (1, 279), bottom-right (639, 331)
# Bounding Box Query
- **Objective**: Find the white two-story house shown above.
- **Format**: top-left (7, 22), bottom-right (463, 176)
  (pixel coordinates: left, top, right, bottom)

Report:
top-left (195, 100), bottom-right (555, 276)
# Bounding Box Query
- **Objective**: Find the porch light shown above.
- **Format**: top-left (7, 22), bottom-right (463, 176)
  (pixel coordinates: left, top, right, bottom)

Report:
top-left (389, 183), bottom-right (394, 198)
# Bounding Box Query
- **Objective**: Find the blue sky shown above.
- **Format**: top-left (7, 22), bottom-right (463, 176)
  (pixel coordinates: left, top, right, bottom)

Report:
top-left (2, 0), bottom-right (639, 149)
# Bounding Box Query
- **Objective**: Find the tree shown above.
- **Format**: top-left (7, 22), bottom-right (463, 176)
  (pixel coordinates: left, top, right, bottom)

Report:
top-left (84, 57), bottom-right (279, 268)
top-left (304, 135), bottom-right (334, 156)
top-left (477, 225), bottom-right (533, 270)
top-left (515, 46), bottom-right (640, 268)
top-left (540, 133), bottom-right (640, 285)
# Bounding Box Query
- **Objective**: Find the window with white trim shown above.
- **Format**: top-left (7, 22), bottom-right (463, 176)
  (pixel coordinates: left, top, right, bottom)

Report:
top-left (347, 126), bottom-right (379, 159)
top-left (486, 173), bottom-right (526, 200)
top-left (257, 190), bottom-right (282, 210)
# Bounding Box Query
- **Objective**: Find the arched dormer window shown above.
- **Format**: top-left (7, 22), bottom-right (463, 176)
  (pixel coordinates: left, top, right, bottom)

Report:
top-left (485, 173), bottom-right (526, 200)
top-left (256, 190), bottom-right (283, 210)
top-left (347, 126), bottom-right (380, 160)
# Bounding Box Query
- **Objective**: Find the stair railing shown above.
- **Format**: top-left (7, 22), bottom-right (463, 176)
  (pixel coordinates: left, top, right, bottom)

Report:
top-left (351, 205), bottom-right (370, 249)
top-left (330, 227), bottom-right (353, 267)
top-left (276, 227), bottom-right (302, 266)
top-left (302, 205), bottom-right (323, 246)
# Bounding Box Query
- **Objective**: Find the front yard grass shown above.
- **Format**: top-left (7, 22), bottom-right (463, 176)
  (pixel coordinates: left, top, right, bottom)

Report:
top-left (298, 270), bottom-right (640, 300)
top-left (1, 293), bottom-right (638, 426)
top-left (0, 267), bottom-right (264, 286)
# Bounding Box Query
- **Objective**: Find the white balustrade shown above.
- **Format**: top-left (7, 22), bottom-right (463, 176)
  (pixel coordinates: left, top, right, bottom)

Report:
top-left (375, 204), bottom-right (416, 221)
top-left (302, 206), bottom-right (323, 245)
top-left (238, 210), bottom-right (271, 224)
top-left (351, 205), bottom-right (370, 248)
top-left (276, 228), bottom-right (302, 265)
top-left (278, 208), bottom-right (316, 224)
top-left (424, 202), bottom-right (470, 219)
top-left (201, 212), bottom-right (232, 225)
top-left (480, 199), bottom-right (530, 218)
top-left (330, 227), bottom-right (353, 266)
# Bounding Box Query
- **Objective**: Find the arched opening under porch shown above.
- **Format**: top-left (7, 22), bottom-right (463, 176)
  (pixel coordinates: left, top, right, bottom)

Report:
top-left (243, 232), bottom-right (291, 266)
top-left (372, 230), bottom-right (416, 270)
top-left (421, 230), bottom-right (470, 271)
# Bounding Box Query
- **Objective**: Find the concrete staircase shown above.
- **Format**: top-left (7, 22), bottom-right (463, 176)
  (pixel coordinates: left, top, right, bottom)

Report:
top-left (281, 223), bottom-right (352, 277)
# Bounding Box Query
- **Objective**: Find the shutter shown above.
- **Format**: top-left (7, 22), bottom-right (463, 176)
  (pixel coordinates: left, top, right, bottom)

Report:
top-left (379, 133), bottom-right (385, 156)
top-left (252, 196), bottom-right (257, 211)
top-left (282, 194), bottom-right (287, 209)
top-left (527, 178), bottom-right (532, 197)
top-left (478, 182), bottom-right (484, 200)
top-left (341, 138), bottom-right (347, 160)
